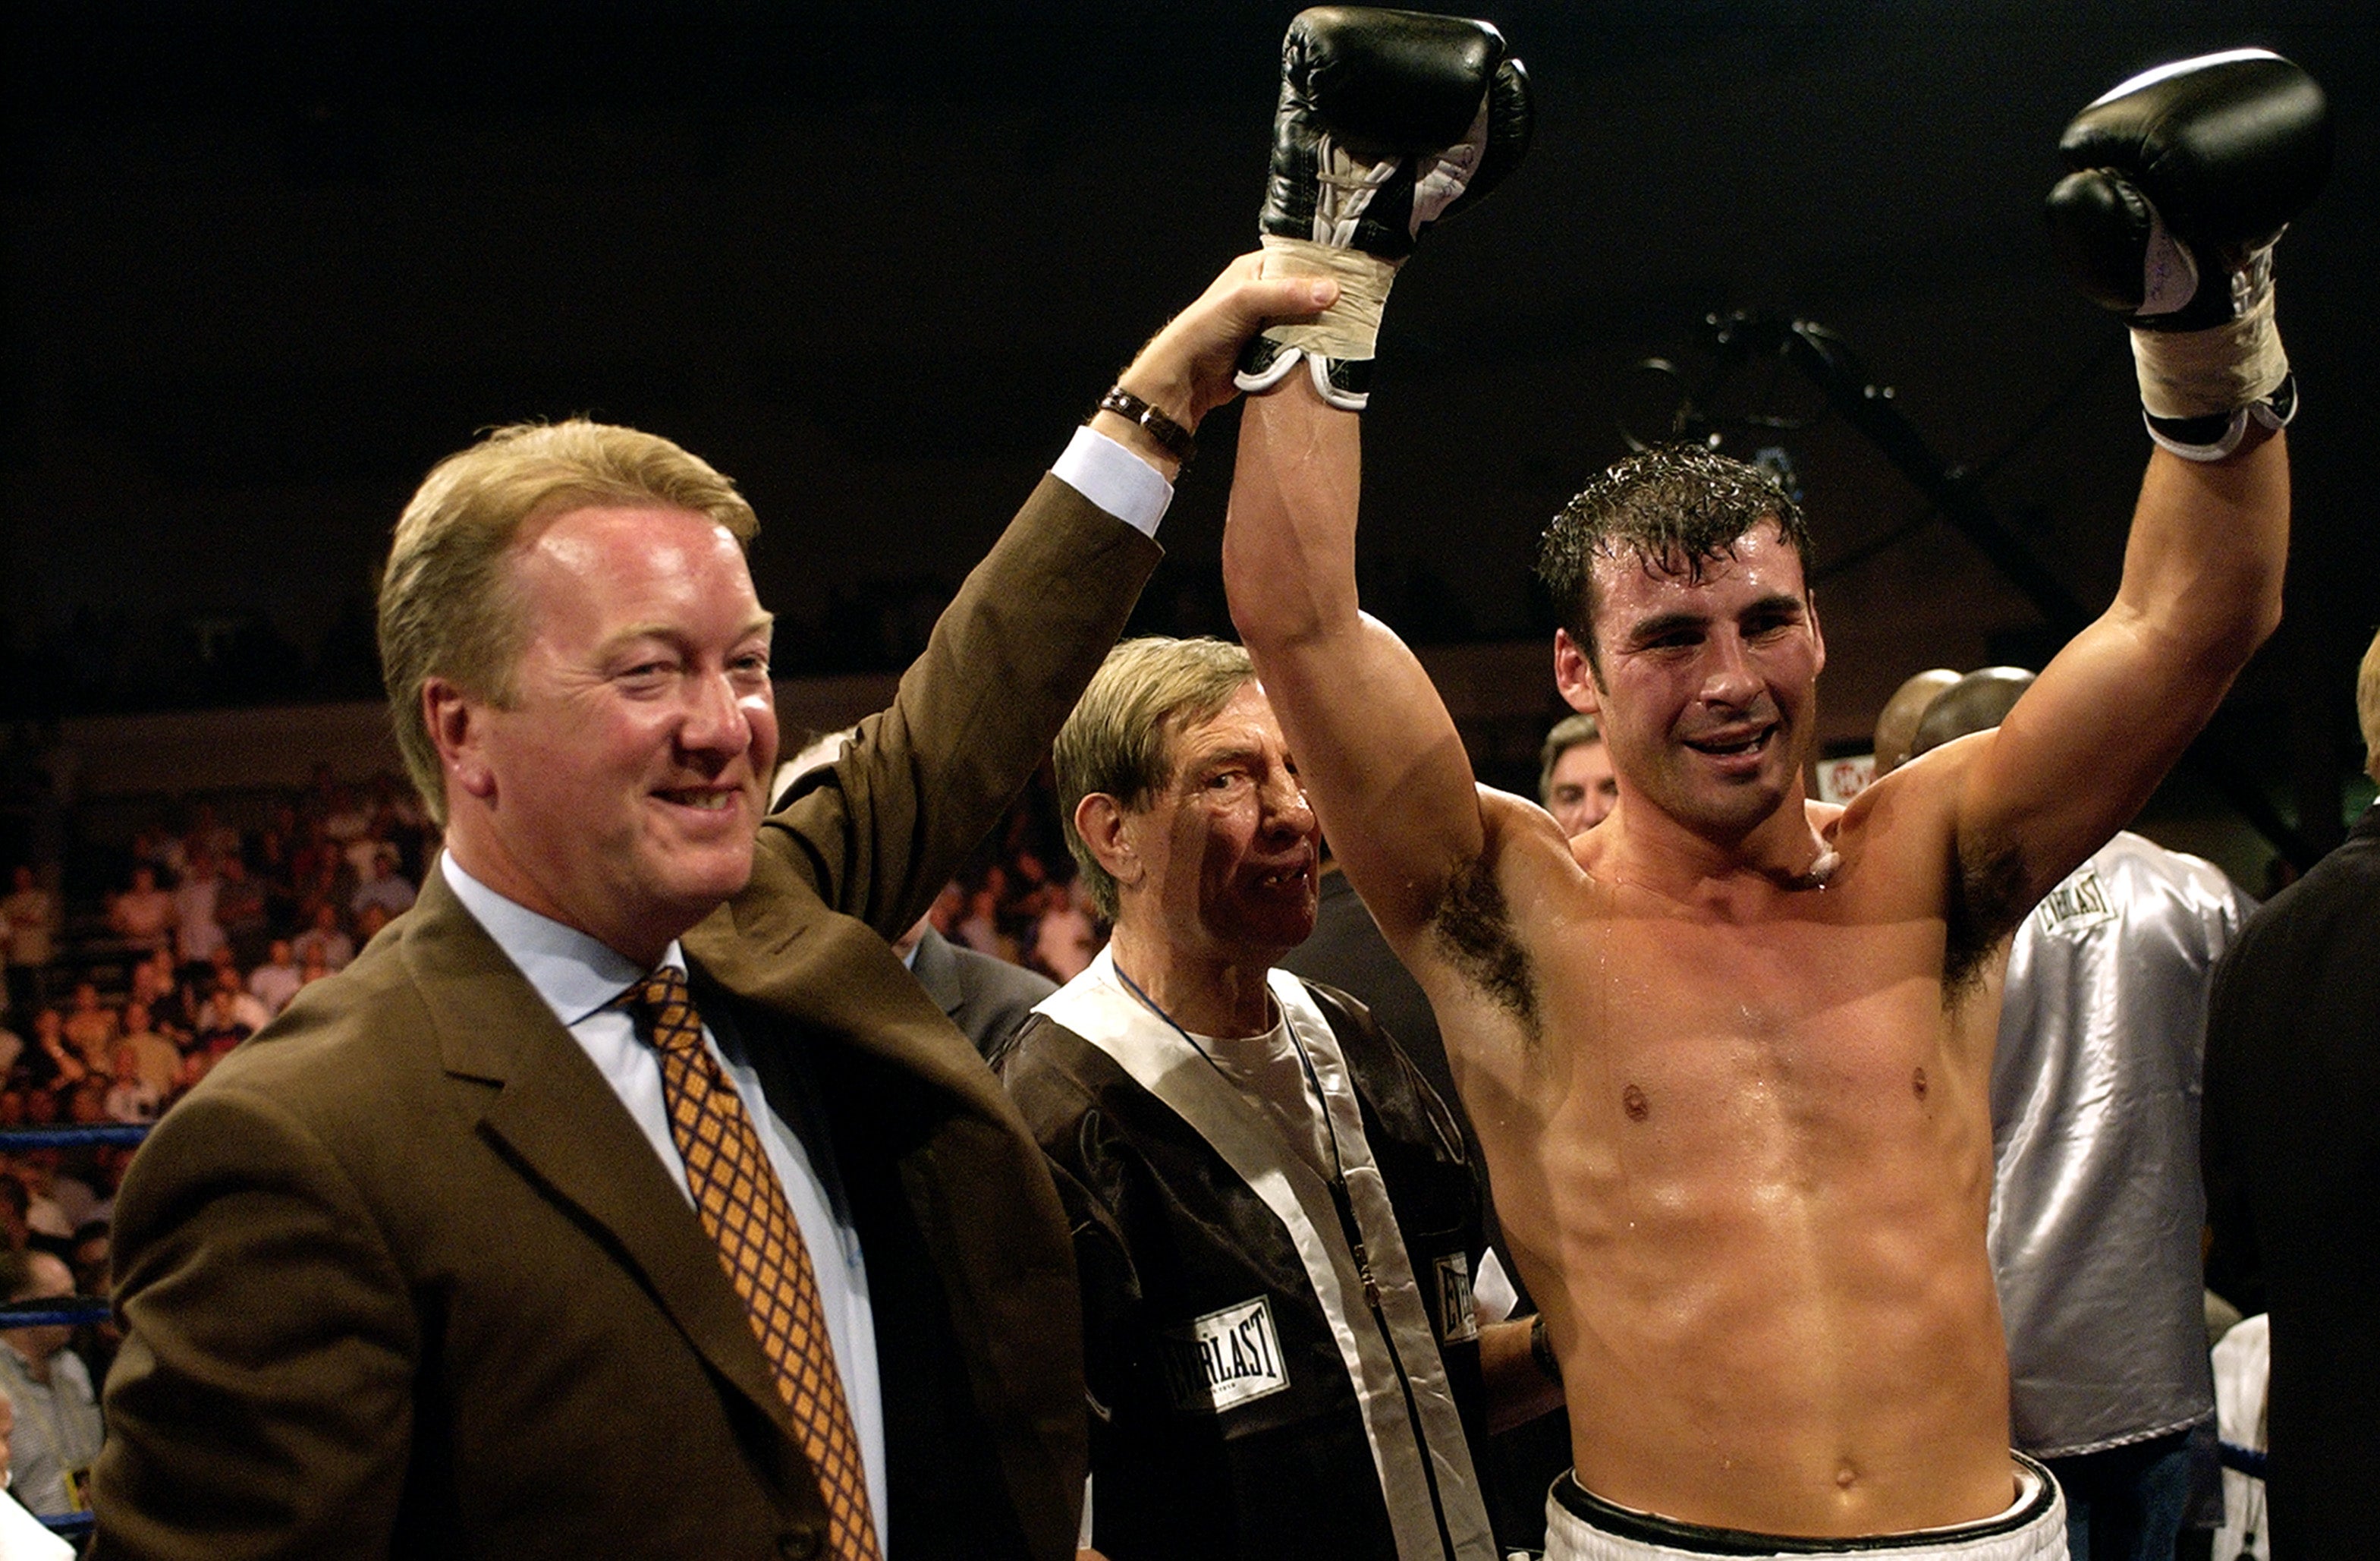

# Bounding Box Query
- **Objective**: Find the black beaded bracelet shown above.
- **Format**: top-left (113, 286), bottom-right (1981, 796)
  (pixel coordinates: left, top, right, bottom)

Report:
top-left (1530, 1314), bottom-right (1562, 1384)
top-left (1096, 385), bottom-right (1196, 466)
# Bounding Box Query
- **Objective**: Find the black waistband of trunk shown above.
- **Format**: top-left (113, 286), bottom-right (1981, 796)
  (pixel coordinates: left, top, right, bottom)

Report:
top-left (1551, 1455), bottom-right (2058, 1556)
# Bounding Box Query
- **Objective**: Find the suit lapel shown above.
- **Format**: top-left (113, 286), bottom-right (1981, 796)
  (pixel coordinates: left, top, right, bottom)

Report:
top-left (401, 869), bottom-right (795, 1437)
top-left (696, 850), bottom-right (1012, 1120)
top-left (691, 852), bottom-right (1087, 1535)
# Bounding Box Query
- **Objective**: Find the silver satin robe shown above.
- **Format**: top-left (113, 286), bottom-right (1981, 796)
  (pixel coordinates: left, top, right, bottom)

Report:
top-left (1988, 830), bottom-right (2251, 1457)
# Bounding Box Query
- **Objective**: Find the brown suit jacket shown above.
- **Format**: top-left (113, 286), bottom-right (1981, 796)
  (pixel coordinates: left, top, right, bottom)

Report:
top-left (93, 476), bottom-right (1159, 1561)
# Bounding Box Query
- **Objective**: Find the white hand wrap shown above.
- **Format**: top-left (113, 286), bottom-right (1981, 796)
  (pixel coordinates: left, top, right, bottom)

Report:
top-left (2130, 251), bottom-right (2290, 421)
top-left (2130, 241), bottom-right (2294, 461)
top-left (1251, 237), bottom-right (1399, 362)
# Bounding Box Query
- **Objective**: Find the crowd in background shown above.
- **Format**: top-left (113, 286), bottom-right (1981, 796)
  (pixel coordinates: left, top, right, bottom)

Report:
top-left (0, 770), bottom-right (432, 1143)
top-left (0, 754), bottom-right (1101, 1539)
top-left (0, 758), bottom-right (1101, 1267)
top-left (915, 760), bottom-right (1105, 986)
top-left (0, 762), bottom-right (442, 1440)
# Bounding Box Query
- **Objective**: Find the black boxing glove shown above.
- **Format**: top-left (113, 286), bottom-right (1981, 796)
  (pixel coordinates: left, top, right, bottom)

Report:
top-left (1236, 6), bottom-right (1531, 411)
top-left (2046, 49), bottom-right (2330, 459)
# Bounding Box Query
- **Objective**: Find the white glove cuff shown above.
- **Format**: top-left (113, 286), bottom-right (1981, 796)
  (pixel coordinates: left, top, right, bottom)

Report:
top-left (1252, 236), bottom-right (1400, 361)
top-left (2130, 272), bottom-right (2288, 420)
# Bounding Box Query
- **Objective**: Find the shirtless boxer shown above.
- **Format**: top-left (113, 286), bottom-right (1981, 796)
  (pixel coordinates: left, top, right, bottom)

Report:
top-left (1220, 26), bottom-right (2321, 1558)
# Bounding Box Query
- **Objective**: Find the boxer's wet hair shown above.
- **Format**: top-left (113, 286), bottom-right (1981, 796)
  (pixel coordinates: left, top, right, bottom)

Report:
top-left (1536, 444), bottom-right (1812, 679)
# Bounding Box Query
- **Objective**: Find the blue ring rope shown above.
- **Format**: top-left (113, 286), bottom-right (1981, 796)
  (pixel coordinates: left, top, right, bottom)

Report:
top-left (0, 1124), bottom-right (151, 1149)
top-left (2219, 1440), bottom-right (2268, 1479)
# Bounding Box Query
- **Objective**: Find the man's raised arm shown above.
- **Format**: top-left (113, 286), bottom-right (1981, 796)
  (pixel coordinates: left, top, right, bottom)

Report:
top-left (1221, 6), bottom-right (1533, 942)
top-left (1944, 52), bottom-right (2322, 905)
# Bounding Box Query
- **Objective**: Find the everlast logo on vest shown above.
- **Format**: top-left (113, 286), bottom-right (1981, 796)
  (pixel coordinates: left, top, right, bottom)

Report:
top-left (1161, 1297), bottom-right (1290, 1413)
top-left (1433, 1252), bottom-right (1478, 1344)
top-left (2035, 866), bottom-right (2116, 939)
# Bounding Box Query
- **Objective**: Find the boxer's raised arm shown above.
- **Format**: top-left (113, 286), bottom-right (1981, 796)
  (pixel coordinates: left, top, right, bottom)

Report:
top-left (1227, 378), bottom-right (1485, 943)
top-left (1221, 7), bottom-right (1533, 944)
top-left (1951, 52), bottom-right (2317, 909)
top-left (1959, 438), bottom-right (2287, 910)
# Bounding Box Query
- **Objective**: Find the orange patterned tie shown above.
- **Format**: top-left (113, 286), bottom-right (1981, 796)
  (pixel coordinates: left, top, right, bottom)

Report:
top-left (624, 968), bottom-right (882, 1561)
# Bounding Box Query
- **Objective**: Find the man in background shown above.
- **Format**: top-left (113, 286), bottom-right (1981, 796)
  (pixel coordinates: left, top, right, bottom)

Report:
top-left (1538, 714), bottom-right (1616, 838)
top-left (0, 1251), bottom-right (100, 1523)
top-left (1001, 636), bottom-right (1558, 1559)
top-left (893, 912), bottom-right (1055, 1061)
top-left (1893, 666), bottom-right (2249, 1561)
top-left (2202, 625), bottom-right (2380, 1557)
top-left (0, 1385), bottom-right (75, 1559)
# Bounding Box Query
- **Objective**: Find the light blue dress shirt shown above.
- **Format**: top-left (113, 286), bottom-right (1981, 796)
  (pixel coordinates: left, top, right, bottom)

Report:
top-left (444, 857), bottom-right (890, 1550)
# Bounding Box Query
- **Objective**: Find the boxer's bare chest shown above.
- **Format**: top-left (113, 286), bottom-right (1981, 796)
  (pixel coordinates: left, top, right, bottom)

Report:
top-left (1441, 836), bottom-right (1995, 1260)
top-left (1429, 798), bottom-right (2016, 1525)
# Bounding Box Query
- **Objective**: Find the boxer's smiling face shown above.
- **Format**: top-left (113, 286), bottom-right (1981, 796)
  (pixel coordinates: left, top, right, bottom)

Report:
top-left (1577, 521), bottom-right (1824, 842)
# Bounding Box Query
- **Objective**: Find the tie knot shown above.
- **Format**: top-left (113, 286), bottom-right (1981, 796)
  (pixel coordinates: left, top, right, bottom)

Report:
top-left (625, 967), bottom-right (703, 1054)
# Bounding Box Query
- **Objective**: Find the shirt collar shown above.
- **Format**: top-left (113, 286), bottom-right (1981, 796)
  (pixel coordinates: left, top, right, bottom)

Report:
top-left (442, 852), bottom-right (681, 1028)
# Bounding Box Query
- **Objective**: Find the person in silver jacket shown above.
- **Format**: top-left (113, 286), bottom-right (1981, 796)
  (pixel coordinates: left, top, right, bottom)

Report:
top-left (1890, 666), bottom-right (2250, 1561)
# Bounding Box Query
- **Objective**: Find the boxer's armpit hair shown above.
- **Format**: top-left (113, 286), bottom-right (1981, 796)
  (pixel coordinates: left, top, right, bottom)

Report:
top-left (1945, 834), bottom-right (2029, 997)
top-left (1429, 856), bottom-right (1541, 1043)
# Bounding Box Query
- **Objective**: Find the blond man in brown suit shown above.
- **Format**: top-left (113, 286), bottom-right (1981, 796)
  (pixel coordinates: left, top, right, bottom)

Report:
top-left (93, 257), bottom-right (1338, 1561)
